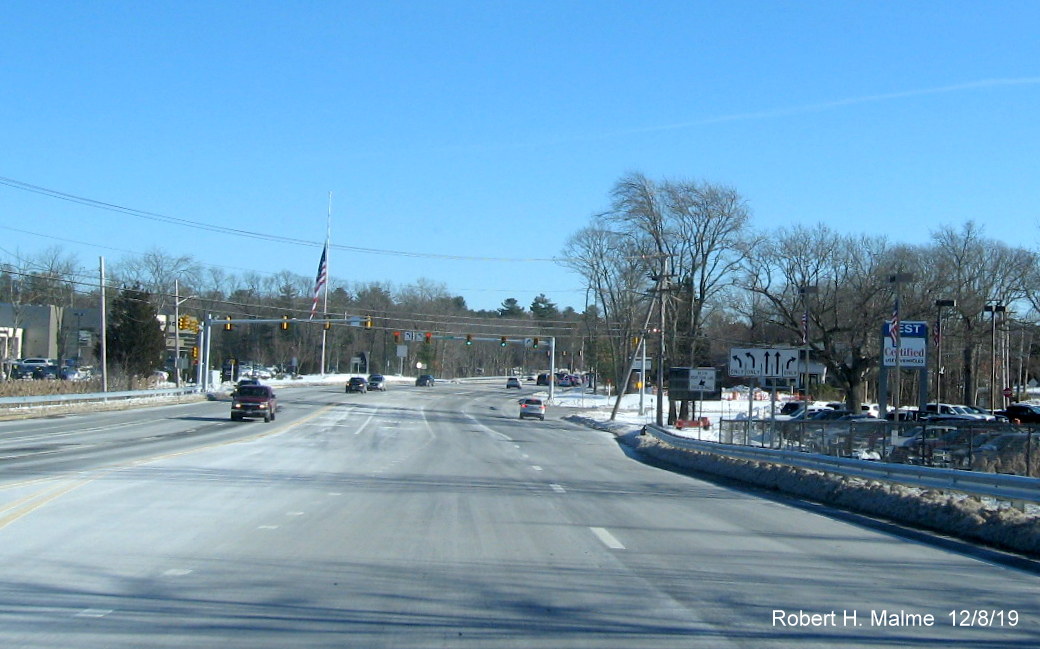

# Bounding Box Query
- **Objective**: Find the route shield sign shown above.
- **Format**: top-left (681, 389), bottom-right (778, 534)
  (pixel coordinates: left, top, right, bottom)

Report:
top-left (728, 347), bottom-right (800, 378)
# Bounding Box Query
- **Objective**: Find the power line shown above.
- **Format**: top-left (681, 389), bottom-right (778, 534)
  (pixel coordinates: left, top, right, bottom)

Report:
top-left (0, 175), bottom-right (560, 263)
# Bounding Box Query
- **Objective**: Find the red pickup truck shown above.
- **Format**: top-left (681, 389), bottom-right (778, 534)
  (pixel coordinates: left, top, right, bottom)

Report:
top-left (231, 385), bottom-right (278, 422)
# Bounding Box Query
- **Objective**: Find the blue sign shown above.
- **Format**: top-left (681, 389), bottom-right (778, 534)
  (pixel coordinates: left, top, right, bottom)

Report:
top-left (882, 321), bottom-right (928, 337)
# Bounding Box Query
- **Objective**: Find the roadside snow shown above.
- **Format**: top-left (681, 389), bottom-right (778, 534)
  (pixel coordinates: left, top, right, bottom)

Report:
top-left (554, 388), bottom-right (1040, 558)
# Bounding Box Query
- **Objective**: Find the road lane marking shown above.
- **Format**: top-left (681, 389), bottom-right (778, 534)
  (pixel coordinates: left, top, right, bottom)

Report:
top-left (590, 527), bottom-right (626, 550)
top-left (258, 525), bottom-right (279, 530)
top-left (75, 609), bottom-right (113, 618)
top-left (0, 480), bottom-right (94, 531)
top-left (163, 569), bottom-right (193, 577)
top-left (531, 465), bottom-right (543, 471)
top-left (549, 483), bottom-right (566, 493)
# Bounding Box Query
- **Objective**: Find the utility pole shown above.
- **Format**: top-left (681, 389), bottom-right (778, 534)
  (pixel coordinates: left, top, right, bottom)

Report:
top-left (656, 256), bottom-right (670, 428)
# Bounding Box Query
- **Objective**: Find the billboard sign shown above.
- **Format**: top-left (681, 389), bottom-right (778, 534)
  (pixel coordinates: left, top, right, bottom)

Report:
top-left (882, 320), bottom-right (928, 368)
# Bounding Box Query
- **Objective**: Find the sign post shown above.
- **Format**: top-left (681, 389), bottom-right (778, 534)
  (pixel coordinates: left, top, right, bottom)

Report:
top-left (878, 320), bottom-right (929, 421)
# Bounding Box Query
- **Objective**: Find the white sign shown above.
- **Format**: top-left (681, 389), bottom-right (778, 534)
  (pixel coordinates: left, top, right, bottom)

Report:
top-left (728, 347), bottom-right (800, 378)
top-left (396, 344), bottom-right (407, 358)
top-left (882, 320), bottom-right (927, 368)
top-left (689, 368), bottom-right (716, 391)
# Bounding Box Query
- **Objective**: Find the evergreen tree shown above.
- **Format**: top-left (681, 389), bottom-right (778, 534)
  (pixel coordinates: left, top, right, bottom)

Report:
top-left (530, 294), bottom-right (559, 320)
top-left (105, 284), bottom-right (166, 380)
top-left (498, 297), bottom-right (525, 317)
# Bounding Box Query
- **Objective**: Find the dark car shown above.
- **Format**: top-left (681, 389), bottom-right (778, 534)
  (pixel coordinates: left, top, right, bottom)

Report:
top-left (416, 374), bottom-right (435, 386)
top-left (367, 374), bottom-right (386, 391)
top-left (346, 377), bottom-right (368, 393)
top-left (808, 409), bottom-right (852, 421)
top-left (231, 385), bottom-right (277, 422)
top-left (998, 403), bottom-right (1040, 424)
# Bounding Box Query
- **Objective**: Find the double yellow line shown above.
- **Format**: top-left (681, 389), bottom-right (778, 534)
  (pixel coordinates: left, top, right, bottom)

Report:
top-left (0, 479), bottom-right (93, 530)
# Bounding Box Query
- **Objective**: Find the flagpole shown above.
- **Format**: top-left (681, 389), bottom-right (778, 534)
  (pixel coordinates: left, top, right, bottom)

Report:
top-left (320, 192), bottom-right (331, 375)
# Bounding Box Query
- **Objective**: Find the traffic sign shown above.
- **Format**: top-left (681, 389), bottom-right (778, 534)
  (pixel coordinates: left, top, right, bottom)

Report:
top-left (728, 347), bottom-right (800, 378)
top-left (669, 367), bottom-right (717, 400)
top-left (1003, 387), bottom-right (1013, 398)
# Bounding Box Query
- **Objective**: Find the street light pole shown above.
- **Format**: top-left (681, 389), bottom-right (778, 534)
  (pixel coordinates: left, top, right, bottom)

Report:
top-left (887, 273), bottom-right (913, 418)
top-left (984, 302), bottom-right (1006, 411)
top-left (798, 285), bottom-right (818, 401)
top-left (934, 299), bottom-right (956, 405)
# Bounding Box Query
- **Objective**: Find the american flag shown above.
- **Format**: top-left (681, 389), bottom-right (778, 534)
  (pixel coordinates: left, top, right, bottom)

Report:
top-left (800, 309), bottom-right (808, 344)
top-left (889, 301), bottom-right (900, 348)
top-left (309, 243), bottom-right (328, 319)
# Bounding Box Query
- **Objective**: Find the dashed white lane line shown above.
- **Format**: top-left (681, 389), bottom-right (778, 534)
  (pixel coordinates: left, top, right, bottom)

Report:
top-left (531, 465), bottom-right (543, 471)
top-left (163, 568), bottom-right (193, 577)
top-left (590, 527), bottom-right (626, 550)
top-left (258, 525), bottom-right (279, 530)
top-left (76, 609), bottom-right (113, 618)
top-left (549, 483), bottom-right (566, 493)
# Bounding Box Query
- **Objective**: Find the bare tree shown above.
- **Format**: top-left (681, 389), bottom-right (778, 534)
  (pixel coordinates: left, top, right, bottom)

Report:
top-left (743, 225), bottom-right (895, 410)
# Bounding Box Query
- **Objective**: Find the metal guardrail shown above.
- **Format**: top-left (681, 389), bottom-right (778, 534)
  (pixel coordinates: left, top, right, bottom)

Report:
top-left (0, 386), bottom-right (200, 408)
top-left (645, 424), bottom-right (1040, 504)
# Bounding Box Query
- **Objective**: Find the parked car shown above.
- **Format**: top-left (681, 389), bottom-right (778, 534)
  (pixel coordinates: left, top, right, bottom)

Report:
top-left (974, 433), bottom-right (1037, 464)
top-left (997, 403), bottom-right (1040, 424)
top-left (888, 425), bottom-right (960, 465)
top-left (367, 374), bottom-right (386, 391)
top-left (519, 398), bottom-right (546, 420)
top-left (808, 409), bottom-right (852, 421)
top-left (416, 374), bottom-right (435, 386)
top-left (506, 377), bottom-right (521, 389)
top-left (346, 377), bottom-right (368, 393)
top-left (230, 385), bottom-right (277, 422)
top-left (11, 358), bottom-right (59, 380)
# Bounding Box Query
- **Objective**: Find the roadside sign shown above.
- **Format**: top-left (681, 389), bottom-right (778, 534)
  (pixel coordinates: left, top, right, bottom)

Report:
top-left (881, 320), bottom-right (927, 368)
top-left (1003, 387), bottom-right (1013, 398)
top-left (728, 347), bottom-right (800, 378)
top-left (669, 367), bottom-right (717, 400)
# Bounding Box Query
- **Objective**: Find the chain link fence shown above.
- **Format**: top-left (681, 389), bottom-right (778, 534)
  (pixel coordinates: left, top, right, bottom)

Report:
top-left (718, 418), bottom-right (1040, 478)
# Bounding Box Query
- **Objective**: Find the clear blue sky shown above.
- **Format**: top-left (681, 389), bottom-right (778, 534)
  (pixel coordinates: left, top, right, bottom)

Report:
top-left (3, 1), bottom-right (1039, 312)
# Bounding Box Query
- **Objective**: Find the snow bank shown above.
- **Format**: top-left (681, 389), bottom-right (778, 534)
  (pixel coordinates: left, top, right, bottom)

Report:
top-left (561, 398), bottom-right (1040, 558)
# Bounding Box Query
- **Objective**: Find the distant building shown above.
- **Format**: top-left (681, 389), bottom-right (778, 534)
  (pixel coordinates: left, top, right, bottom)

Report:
top-left (0, 303), bottom-right (101, 364)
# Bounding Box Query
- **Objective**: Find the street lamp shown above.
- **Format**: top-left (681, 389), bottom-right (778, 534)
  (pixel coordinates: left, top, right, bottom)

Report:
top-left (887, 273), bottom-right (914, 418)
top-left (933, 299), bottom-right (956, 405)
top-left (173, 279), bottom-right (197, 388)
top-left (798, 285), bottom-right (818, 399)
top-left (983, 302), bottom-right (1006, 411)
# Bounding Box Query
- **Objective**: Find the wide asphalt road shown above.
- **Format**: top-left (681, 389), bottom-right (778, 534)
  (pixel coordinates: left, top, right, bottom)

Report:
top-left (0, 380), bottom-right (1037, 648)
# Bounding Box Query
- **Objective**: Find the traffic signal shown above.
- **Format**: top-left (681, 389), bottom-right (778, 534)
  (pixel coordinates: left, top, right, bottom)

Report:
top-left (532, 337), bottom-right (539, 349)
top-left (364, 317), bottom-right (373, 329)
top-left (424, 332), bottom-right (433, 344)
top-left (224, 316), bottom-right (233, 331)
top-left (281, 315), bottom-right (290, 331)
top-left (191, 346), bottom-right (199, 360)
top-left (393, 331), bottom-right (401, 344)
top-left (177, 315), bottom-right (187, 331)
top-left (466, 334), bottom-right (473, 345)
top-left (324, 320), bottom-right (332, 330)
top-left (500, 336), bottom-right (507, 347)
